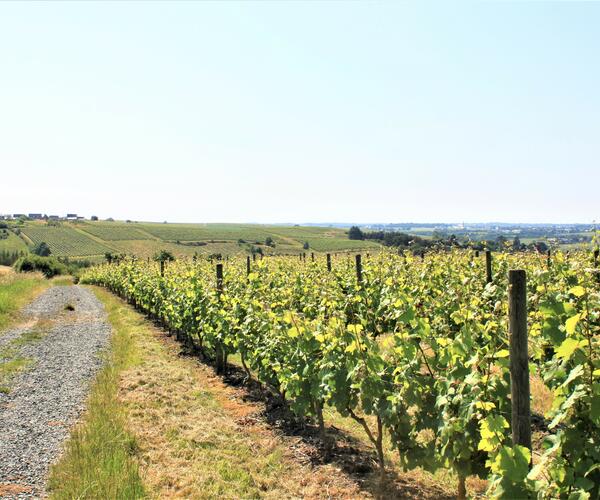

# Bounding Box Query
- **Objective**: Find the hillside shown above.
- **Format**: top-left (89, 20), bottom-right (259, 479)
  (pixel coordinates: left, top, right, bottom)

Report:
top-left (0, 221), bottom-right (380, 260)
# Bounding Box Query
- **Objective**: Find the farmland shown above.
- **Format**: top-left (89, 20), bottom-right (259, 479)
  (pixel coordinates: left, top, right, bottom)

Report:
top-left (8, 222), bottom-right (378, 259)
top-left (20, 226), bottom-right (114, 257)
top-left (82, 249), bottom-right (600, 499)
top-left (0, 232), bottom-right (28, 253)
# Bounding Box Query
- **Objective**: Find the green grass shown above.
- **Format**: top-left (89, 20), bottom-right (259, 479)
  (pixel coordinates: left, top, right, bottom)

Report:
top-left (0, 273), bottom-right (49, 331)
top-left (48, 286), bottom-right (145, 499)
top-left (0, 232), bottom-right (29, 253)
top-left (20, 226), bottom-right (113, 257)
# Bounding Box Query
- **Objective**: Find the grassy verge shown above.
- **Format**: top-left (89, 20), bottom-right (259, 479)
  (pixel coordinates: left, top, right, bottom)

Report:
top-left (48, 287), bottom-right (145, 499)
top-left (0, 270), bottom-right (49, 330)
top-left (69, 287), bottom-right (363, 499)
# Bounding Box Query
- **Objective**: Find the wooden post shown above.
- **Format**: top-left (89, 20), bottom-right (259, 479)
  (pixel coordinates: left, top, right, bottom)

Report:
top-left (475, 250), bottom-right (480, 258)
top-left (216, 263), bottom-right (223, 295)
top-left (215, 263), bottom-right (225, 374)
top-left (311, 252), bottom-right (315, 262)
top-left (252, 253), bottom-right (256, 262)
top-left (326, 253), bottom-right (332, 272)
top-left (160, 260), bottom-right (165, 277)
top-left (508, 270), bottom-right (532, 453)
top-left (547, 249), bottom-right (551, 268)
top-left (246, 255), bottom-right (251, 276)
top-left (355, 254), bottom-right (362, 284)
top-left (420, 251), bottom-right (425, 261)
top-left (485, 251), bottom-right (493, 283)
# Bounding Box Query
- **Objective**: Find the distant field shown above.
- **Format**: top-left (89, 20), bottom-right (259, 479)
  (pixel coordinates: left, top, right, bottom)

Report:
top-left (21, 227), bottom-right (113, 257)
top-left (110, 239), bottom-right (244, 258)
top-left (79, 223), bottom-right (153, 241)
top-left (11, 222), bottom-right (381, 259)
top-left (303, 237), bottom-right (380, 252)
top-left (138, 223), bottom-right (275, 242)
top-left (0, 232), bottom-right (28, 253)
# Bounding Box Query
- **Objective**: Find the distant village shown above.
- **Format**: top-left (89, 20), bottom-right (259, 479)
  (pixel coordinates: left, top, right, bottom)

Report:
top-left (0, 213), bottom-right (90, 221)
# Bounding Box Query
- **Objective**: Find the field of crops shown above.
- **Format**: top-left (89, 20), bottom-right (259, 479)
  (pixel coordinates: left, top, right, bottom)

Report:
top-left (0, 232), bottom-right (28, 253)
top-left (82, 249), bottom-right (600, 499)
top-left (79, 223), bottom-right (152, 241)
top-left (21, 227), bottom-right (113, 256)
top-left (138, 223), bottom-right (276, 242)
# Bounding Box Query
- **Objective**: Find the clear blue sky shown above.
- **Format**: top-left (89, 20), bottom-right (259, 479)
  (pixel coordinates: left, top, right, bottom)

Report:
top-left (1, 1), bottom-right (598, 224)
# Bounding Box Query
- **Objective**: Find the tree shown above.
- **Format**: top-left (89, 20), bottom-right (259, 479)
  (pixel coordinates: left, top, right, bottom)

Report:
top-left (303, 241), bottom-right (310, 250)
top-left (154, 250), bottom-right (175, 263)
top-left (32, 241), bottom-right (51, 257)
top-left (91, 215), bottom-right (98, 221)
top-left (512, 237), bottom-right (522, 251)
top-left (348, 226), bottom-right (364, 240)
top-left (265, 236), bottom-right (275, 247)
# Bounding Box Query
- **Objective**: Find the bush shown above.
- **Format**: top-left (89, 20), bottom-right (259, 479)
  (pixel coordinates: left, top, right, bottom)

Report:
top-left (32, 241), bottom-right (52, 257)
top-left (13, 255), bottom-right (67, 278)
top-left (348, 226), bottom-right (364, 240)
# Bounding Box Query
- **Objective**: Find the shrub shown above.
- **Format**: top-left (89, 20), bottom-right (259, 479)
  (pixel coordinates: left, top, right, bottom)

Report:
top-left (348, 226), bottom-right (364, 240)
top-left (13, 255), bottom-right (67, 278)
top-left (32, 241), bottom-right (52, 257)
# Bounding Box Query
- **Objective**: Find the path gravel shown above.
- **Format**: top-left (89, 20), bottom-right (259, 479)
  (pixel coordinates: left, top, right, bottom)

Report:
top-left (0, 286), bottom-right (111, 498)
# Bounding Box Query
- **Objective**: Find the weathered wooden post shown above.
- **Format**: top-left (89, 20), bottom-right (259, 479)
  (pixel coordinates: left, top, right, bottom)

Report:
top-left (508, 270), bottom-right (532, 453)
top-left (311, 252), bottom-right (315, 262)
top-left (485, 250), bottom-right (493, 283)
top-left (252, 253), bottom-right (256, 262)
top-left (215, 263), bottom-right (225, 374)
top-left (216, 263), bottom-right (223, 293)
top-left (326, 253), bottom-right (332, 272)
top-left (475, 250), bottom-right (480, 258)
top-left (355, 254), bottom-right (362, 285)
top-left (246, 255), bottom-right (251, 276)
top-left (547, 249), bottom-right (551, 268)
top-left (160, 260), bottom-right (165, 277)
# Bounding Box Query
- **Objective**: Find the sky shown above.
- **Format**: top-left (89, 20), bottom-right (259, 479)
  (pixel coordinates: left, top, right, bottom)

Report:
top-left (0, 1), bottom-right (598, 224)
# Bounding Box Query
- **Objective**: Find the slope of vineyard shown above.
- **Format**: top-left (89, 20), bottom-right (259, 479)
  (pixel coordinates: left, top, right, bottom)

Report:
top-left (21, 227), bottom-right (113, 256)
top-left (0, 232), bottom-right (28, 253)
top-left (81, 249), bottom-right (600, 499)
top-left (78, 223), bottom-right (153, 241)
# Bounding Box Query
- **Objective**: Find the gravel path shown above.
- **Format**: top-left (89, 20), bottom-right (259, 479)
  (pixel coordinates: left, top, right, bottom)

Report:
top-left (0, 286), bottom-right (111, 498)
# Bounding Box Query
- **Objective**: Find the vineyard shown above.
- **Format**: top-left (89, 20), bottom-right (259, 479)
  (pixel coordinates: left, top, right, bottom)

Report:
top-left (82, 250), bottom-right (599, 498)
top-left (21, 227), bottom-right (113, 257)
top-left (78, 223), bottom-right (153, 241)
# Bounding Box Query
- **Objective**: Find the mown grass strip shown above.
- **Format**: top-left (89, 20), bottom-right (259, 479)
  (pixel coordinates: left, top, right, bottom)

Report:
top-left (0, 271), bottom-right (48, 331)
top-left (48, 287), bottom-right (145, 499)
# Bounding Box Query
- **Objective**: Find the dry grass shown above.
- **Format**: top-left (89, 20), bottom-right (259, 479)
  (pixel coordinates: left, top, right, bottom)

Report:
top-left (119, 316), bottom-right (364, 499)
top-left (530, 374), bottom-right (553, 417)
